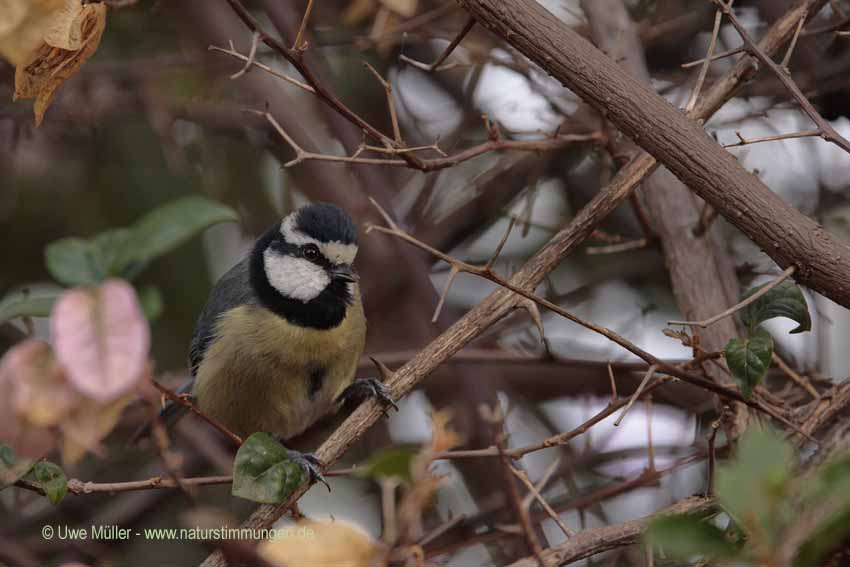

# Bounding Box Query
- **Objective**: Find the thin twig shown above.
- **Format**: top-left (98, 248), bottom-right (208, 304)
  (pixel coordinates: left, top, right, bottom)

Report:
top-left (773, 352), bottom-right (820, 399)
top-left (668, 265), bottom-right (797, 328)
top-left (292, 0), bottom-right (316, 51)
top-left (498, 441), bottom-right (547, 566)
top-left (151, 381), bottom-right (243, 447)
top-left (681, 46), bottom-right (745, 69)
top-left (367, 201), bottom-right (814, 440)
top-left (363, 61), bottom-right (403, 144)
top-left (585, 238), bottom-right (649, 255)
top-left (149, 402), bottom-right (194, 502)
top-left (707, 408), bottom-right (725, 495)
top-left (256, 109), bottom-right (602, 170)
top-left (685, 8), bottom-right (723, 112)
top-left (645, 395), bottom-right (655, 472)
top-left (14, 467), bottom-right (356, 497)
top-left (511, 464), bottom-right (575, 538)
top-left (607, 363), bottom-right (618, 403)
top-left (416, 514), bottom-right (468, 547)
top-left (209, 45), bottom-right (315, 93)
top-left (380, 477), bottom-right (400, 546)
top-left (714, 0), bottom-right (850, 155)
top-left (781, 9), bottom-right (808, 70)
top-left (614, 365), bottom-right (657, 427)
top-left (399, 16), bottom-right (476, 72)
top-left (229, 32), bottom-right (260, 80)
top-left (432, 266), bottom-right (461, 323)
top-left (723, 129), bottom-right (820, 148)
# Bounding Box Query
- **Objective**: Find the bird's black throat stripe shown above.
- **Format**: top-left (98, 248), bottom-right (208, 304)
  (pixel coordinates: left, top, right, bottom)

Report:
top-left (249, 225), bottom-right (352, 330)
top-left (307, 366), bottom-right (325, 400)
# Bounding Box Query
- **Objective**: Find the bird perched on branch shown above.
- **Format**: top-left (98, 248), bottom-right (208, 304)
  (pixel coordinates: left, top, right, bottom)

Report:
top-left (140, 203), bottom-right (394, 484)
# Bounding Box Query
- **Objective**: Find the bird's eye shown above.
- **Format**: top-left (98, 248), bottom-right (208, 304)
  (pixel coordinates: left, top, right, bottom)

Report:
top-left (302, 244), bottom-right (320, 260)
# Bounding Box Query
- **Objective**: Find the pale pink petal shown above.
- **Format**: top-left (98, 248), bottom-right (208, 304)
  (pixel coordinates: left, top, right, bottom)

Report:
top-left (51, 279), bottom-right (150, 402)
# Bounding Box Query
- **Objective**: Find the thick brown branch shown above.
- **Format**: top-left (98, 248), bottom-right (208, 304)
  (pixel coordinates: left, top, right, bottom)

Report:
top-left (199, 3), bottom-right (833, 564)
top-left (504, 496), bottom-right (715, 566)
top-left (457, 0), bottom-right (850, 307)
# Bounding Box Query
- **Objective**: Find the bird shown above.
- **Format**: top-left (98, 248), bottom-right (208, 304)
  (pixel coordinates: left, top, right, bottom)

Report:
top-left (142, 202), bottom-right (393, 484)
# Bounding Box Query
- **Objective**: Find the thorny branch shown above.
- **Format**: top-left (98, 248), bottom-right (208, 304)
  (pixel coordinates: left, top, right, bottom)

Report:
top-left (713, 0), bottom-right (850, 155)
top-left (366, 198), bottom-right (813, 438)
top-left (199, 2), bottom-right (844, 566)
top-left (254, 109), bottom-right (603, 171)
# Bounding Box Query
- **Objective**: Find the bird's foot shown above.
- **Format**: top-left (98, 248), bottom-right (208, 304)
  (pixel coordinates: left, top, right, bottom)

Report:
top-left (336, 377), bottom-right (398, 412)
top-left (287, 450), bottom-right (330, 492)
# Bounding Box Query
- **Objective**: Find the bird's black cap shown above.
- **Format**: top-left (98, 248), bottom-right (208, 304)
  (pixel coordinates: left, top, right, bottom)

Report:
top-left (295, 203), bottom-right (357, 245)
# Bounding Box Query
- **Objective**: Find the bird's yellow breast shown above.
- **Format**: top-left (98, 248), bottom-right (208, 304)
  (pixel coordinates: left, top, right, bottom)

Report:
top-left (193, 297), bottom-right (366, 440)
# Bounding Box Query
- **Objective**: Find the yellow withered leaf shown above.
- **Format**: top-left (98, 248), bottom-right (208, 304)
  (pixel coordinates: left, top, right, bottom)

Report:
top-left (12, 0), bottom-right (107, 126)
top-left (379, 0), bottom-right (418, 18)
top-left (259, 520), bottom-right (388, 567)
top-left (343, 0), bottom-right (376, 26)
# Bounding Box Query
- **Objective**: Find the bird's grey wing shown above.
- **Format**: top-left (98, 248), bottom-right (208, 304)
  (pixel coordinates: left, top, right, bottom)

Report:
top-left (188, 256), bottom-right (258, 376)
top-left (134, 256), bottom-right (256, 443)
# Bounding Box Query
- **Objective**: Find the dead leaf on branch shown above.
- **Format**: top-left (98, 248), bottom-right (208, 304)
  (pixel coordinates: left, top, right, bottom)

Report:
top-left (379, 0), bottom-right (418, 18)
top-left (6, 0), bottom-right (107, 126)
top-left (259, 520), bottom-right (389, 567)
top-left (0, 0), bottom-right (64, 65)
top-left (397, 410), bottom-right (462, 542)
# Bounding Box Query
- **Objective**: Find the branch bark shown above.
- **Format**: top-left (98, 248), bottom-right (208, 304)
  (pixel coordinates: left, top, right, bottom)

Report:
top-left (505, 496), bottom-right (715, 567)
top-left (580, 0), bottom-right (748, 434)
top-left (199, 2), bottom-right (833, 565)
top-left (456, 0), bottom-right (850, 308)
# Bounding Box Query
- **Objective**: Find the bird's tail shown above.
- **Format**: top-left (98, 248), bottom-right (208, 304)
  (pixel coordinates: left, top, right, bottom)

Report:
top-left (130, 379), bottom-right (194, 444)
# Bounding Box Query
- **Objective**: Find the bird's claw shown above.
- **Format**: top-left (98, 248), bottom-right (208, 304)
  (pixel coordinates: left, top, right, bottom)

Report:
top-left (288, 450), bottom-right (330, 491)
top-left (337, 377), bottom-right (398, 412)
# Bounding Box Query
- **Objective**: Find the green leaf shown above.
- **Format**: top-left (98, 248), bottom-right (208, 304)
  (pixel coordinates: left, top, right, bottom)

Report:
top-left (45, 238), bottom-right (102, 286)
top-left (0, 289), bottom-right (59, 323)
top-left (44, 197), bottom-right (237, 285)
top-left (795, 499), bottom-right (850, 567)
top-left (123, 196), bottom-right (237, 272)
top-left (137, 286), bottom-right (163, 322)
top-left (740, 280), bottom-right (811, 334)
top-left (715, 427), bottom-right (794, 550)
top-left (90, 228), bottom-right (133, 278)
top-left (0, 443), bottom-right (35, 490)
top-left (794, 453), bottom-right (850, 567)
top-left (645, 515), bottom-right (740, 560)
top-left (33, 461), bottom-right (67, 504)
top-left (232, 433), bottom-right (306, 504)
top-left (355, 447), bottom-right (417, 484)
top-left (725, 327), bottom-right (774, 399)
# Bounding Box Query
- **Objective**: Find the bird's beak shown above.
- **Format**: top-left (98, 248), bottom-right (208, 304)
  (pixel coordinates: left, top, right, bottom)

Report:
top-left (330, 266), bottom-right (359, 283)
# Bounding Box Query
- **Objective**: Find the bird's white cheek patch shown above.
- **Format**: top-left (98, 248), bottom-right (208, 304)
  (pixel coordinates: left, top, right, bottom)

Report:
top-left (263, 251), bottom-right (329, 302)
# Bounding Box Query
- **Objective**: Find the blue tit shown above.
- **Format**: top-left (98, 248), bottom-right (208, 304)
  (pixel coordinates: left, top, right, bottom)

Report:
top-left (144, 203), bottom-right (393, 479)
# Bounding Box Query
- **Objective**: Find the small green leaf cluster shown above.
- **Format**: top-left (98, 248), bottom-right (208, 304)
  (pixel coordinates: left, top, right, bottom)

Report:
top-left (724, 280), bottom-right (811, 398)
top-left (1, 443), bottom-right (67, 505)
top-left (230, 437), bottom-right (420, 504)
top-left (231, 433), bottom-right (308, 504)
top-left (0, 196), bottom-right (237, 324)
top-left (646, 427), bottom-right (850, 566)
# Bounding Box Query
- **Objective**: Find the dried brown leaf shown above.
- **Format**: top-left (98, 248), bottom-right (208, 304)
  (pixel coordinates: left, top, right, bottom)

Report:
top-left (13, 0), bottom-right (107, 126)
top-left (397, 410), bottom-right (462, 542)
top-left (0, 0), bottom-right (63, 65)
